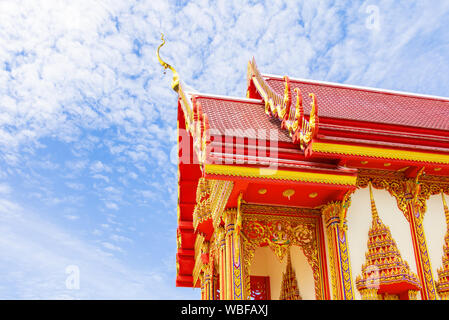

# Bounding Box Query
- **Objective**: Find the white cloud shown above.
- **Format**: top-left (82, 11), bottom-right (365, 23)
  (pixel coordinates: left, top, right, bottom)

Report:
top-left (65, 160), bottom-right (88, 172)
top-left (0, 0), bottom-right (447, 300)
top-left (105, 202), bottom-right (119, 210)
top-left (0, 183), bottom-right (12, 195)
top-left (92, 174), bottom-right (110, 183)
top-left (101, 242), bottom-right (123, 253)
top-left (90, 161), bottom-right (111, 174)
top-left (0, 197), bottom-right (195, 299)
top-left (64, 215), bottom-right (80, 221)
top-left (65, 182), bottom-right (84, 191)
top-left (110, 234), bottom-right (132, 243)
top-left (140, 190), bottom-right (157, 200)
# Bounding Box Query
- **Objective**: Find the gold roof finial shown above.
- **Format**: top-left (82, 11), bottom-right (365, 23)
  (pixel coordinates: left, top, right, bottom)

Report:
top-left (157, 33), bottom-right (180, 92)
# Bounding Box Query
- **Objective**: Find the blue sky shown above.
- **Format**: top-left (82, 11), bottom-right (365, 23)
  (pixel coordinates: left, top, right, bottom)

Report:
top-left (0, 0), bottom-right (448, 299)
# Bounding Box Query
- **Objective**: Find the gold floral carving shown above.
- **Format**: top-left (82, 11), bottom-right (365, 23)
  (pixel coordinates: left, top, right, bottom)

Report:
top-left (357, 169), bottom-right (418, 221)
top-left (193, 178), bottom-right (234, 231)
top-left (241, 212), bottom-right (324, 300)
top-left (419, 174), bottom-right (449, 214)
top-left (357, 169), bottom-right (449, 221)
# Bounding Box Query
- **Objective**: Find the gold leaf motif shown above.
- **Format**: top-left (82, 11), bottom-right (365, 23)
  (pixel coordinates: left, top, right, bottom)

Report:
top-left (241, 210), bottom-right (324, 300)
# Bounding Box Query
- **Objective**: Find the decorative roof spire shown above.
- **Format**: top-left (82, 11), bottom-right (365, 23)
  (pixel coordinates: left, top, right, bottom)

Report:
top-left (356, 182), bottom-right (421, 299)
top-left (443, 191), bottom-right (449, 226)
top-left (279, 249), bottom-right (302, 300)
top-left (436, 191), bottom-right (449, 299)
top-left (369, 181), bottom-right (380, 224)
top-left (247, 57), bottom-right (319, 150)
top-left (156, 33), bottom-right (180, 92)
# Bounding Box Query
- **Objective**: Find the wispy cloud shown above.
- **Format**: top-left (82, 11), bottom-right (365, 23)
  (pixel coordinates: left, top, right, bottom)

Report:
top-left (0, 183), bottom-right (12, 195)
top-left (0, 0), bottom-right (447, 299)
top-left (0, 198), bottom-right (192, 299)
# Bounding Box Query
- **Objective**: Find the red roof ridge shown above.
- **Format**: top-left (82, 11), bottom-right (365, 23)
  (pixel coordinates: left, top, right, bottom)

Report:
top-left (188, 91), bottom-right (263, 104)
top-left (263, 74), bottom-right (449, 102)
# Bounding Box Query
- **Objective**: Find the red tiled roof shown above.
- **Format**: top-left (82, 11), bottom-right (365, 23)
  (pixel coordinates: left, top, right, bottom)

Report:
top-left (196, 96), bottom-right (292, 143)
top-left (265, 76), bottom-right (449, 131)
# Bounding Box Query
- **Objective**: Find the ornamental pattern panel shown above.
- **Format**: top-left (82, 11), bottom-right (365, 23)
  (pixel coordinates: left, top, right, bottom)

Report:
top-left (193, 178), bottom-right (234, 231)
top-left (357, 169), bottom-right (449, 220)
top-left (356, 168), bottom-right (446, 300)
top-left (240, 207), bottom-right (325, 300)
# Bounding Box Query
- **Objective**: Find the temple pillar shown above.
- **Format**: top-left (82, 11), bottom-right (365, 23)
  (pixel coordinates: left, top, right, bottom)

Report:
top-left (217, 226), bottom-right (227, 300)
top-left (198, 255), bottom-right (218, 300)
top-left (203, 272), bottom-right (212, 299)
top-left (436, 192), bottom-right (449, 300)
top-left (223, 209), bottom-right (247, 300)
top-left (322, 198), bottom-right (354, 300)
top-left (406, 203), bottom-right (437, 299)
top-left (391, 178), bottom-right (438, 300)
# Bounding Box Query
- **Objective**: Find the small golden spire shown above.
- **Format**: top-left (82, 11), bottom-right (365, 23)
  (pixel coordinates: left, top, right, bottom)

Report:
top-left (280, 248), bottom-right (302, 300)
top-left (369, 181), bottom-right (379, 223)
top-left (442, 191), bottom-right (449, 226)
top-left (357, 181), bottom-right (421, 299)
top-left (156, 33), bottom-right (180, 92)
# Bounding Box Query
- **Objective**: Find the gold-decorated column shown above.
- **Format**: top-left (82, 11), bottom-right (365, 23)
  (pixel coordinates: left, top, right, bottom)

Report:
top-left (436, 192), bottom-right (449, 299)
top-left (216, 226), bottom-right (227, 300)
top-left (390, 176), bottom-right (437, 300)
top-left (203, 271), bottom-right (212, 299)
top-left (322, 195), bottom-right (354, 300)
top-left (223, 209), bottom-right (247, 300)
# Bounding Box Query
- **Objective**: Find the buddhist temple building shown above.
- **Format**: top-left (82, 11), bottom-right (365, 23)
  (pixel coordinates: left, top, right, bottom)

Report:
top-left (157, 36), bottom-right (449, 300)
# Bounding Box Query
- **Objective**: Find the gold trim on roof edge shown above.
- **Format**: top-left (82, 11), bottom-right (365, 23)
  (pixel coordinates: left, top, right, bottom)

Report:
top-left (204, 164), bottom-right (357, 186)
top-left (312, 142), bottom-right (449, 164)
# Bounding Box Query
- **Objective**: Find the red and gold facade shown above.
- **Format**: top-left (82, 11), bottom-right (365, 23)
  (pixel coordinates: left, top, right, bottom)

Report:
top-left (158, 36), bottom-right (449, 300)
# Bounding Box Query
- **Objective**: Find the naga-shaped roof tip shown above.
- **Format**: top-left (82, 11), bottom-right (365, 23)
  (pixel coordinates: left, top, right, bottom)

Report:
top-left (157, 33), bottom-right (180, 92)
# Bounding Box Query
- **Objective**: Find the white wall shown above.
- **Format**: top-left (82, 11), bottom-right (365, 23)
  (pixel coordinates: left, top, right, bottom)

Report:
top-left (423, 194), bottom-right (447, 288)
top-left (250, 245), bottom-right (316, 300)
top-left (346, 187), bottom-right (419, 300)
